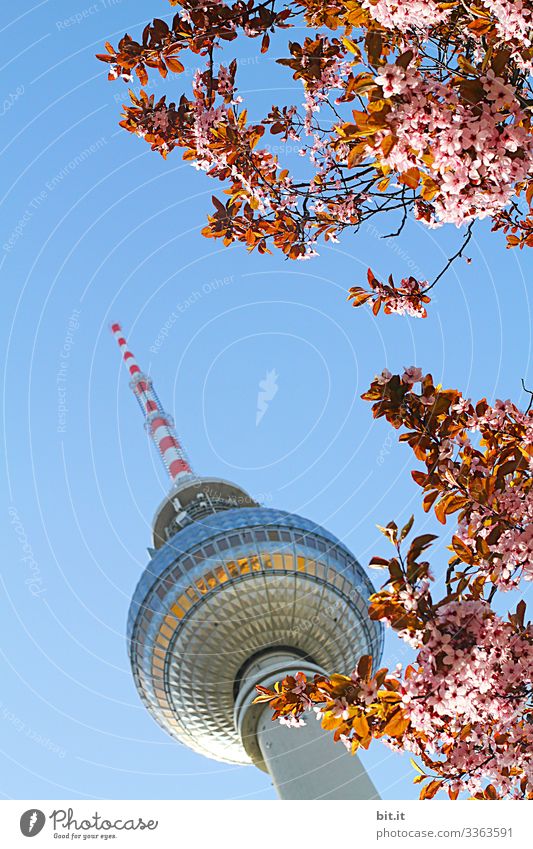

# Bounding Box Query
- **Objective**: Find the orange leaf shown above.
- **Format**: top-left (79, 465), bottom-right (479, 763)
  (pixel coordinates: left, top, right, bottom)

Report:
top-left (434, 496), bottom-right (450, 524)
top-left (166, 57), bottom-right (184, 74)
top-left (377, 690), bottom-right (402, 704)
top-left (321, 711), bottom-right (343, 731)
top-left (451, 535), bottom-right (474, 565)
top-left (353, 713), bottom-right (370, 738)
top-left (383, 709), bottom-right (410, 737)
top-left (420, 779), bottom-right (443, 800)
top-left (399, 168), bottom-right (420, 190)
top-left (467, 19), bottom-right (493, 36)
top-left (381, 134), bottom-right (395, 156)
top-left (357, 655), bottom-right (373, 681)
top-left (420, 174), bottom-right (439, 201)
top-left (422, 490), bottom-right (439, 512)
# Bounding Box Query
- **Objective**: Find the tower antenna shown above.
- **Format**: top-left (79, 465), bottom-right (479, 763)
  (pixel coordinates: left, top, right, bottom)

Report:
top-left (111, 322), bottom-right (193, 484)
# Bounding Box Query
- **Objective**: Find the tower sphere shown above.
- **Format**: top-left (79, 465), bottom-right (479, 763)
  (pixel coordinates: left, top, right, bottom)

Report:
top-left (128, 476), bottom-right (383, 766)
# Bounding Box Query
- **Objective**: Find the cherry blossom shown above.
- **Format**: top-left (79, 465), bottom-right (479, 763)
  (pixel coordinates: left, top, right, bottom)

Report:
top-left (367, 63), bottom-right (533, 227)
top-left (256, 372), bottom-right (532, 798)
top-left (362, 0), bottom-right (448, 33)
top-left (99, 1), bottom-right (533, 271)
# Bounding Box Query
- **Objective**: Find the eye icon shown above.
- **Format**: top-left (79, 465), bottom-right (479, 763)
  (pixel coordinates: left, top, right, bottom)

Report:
top-left (20, 810), bottom-right (46, 837)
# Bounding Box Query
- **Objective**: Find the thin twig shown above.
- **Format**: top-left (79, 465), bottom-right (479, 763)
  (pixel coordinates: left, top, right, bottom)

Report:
top-left (383, 190), bottom-right (408, 239)
top-left (521, 378), bottom-right (533, 413)
top-left (423, 221), bottom-right (474, 294)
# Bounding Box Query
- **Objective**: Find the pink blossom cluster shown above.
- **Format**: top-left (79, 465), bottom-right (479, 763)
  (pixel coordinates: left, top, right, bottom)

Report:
top-left (189, 66), bottom-right (241, 170)
top-left (376, 366), bottom-right (424, 385)
top-left (398, 600), bottom-right (533, 796)
top-left (455, 481), bottom-right (533, 588)
top-left (152, 107), bottom-right (170, 134)
top-left (376, 276), bottom-right (429, 317)
top-left (131, 103), bottom-right (172, 153)
top-left (279, 714), bottom-right (307, 727)
top-left (467, 397), bottom-right (533, 442)
top-left (303, 56), bottom-right (351, 134)
top-left (361, 0), bottom-right (533, 68)
top-left (371, 64), bottom-right (533, 226)
top-left (402, 366), bottom-right (424, 384)
top-left (481, 1), bottom-right (533, 68)
top-left (191, 105), bottom-right (229, 171)
top-left (108, 64), bottom-right (133, 83)
top-left (476, 490), bottom-right (533, 585)
top-left (306, 134), bottom-right (341, 183)
top-left (452, 399), bottom-right (533, 587)
top-left (311, 191), bottom-right (361, 223)
top-left (191, 100), bottom-right (273, 211)
top-left (128, 69), bottom-right (241, 165)
top-left (278, 671), bottom-right (314, 726)
top-left (216, 65), bottom-right (242, 104)
top-left (329, 669), bottom-right (380, 750)
top-left (331, 194), bottom-right (361, 223)
top-left (188, 70), bottom-right (284, 215)
top-left (361, 0), bottom-right (449, 32)
top-left (295, 239), bottom-right (320, 260)
top-left (387, 581), bottom-right (432, 648)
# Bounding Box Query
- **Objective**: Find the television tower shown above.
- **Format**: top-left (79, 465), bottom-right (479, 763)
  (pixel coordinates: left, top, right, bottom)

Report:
top-left (113, 323), bottom-right (383, 799)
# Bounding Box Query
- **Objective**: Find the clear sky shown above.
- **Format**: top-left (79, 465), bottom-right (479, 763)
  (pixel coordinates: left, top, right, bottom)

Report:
top-left (1, 0), bottom-right (532, 801)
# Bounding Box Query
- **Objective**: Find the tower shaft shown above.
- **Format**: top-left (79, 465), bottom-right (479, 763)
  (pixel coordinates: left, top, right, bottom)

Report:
top-left (111, 323), bottom-right (192, 483)
top-left (235, 651), bottom-right (379, 799)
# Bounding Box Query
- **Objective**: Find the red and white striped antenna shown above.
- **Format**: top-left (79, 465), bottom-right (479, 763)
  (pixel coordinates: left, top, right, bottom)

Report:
top-left (111, 322), bottom-right (193, 484)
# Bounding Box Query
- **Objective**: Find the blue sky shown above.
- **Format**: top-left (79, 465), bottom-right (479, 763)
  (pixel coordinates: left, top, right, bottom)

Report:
top-left (1, 0), bottom-right (532, 800)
